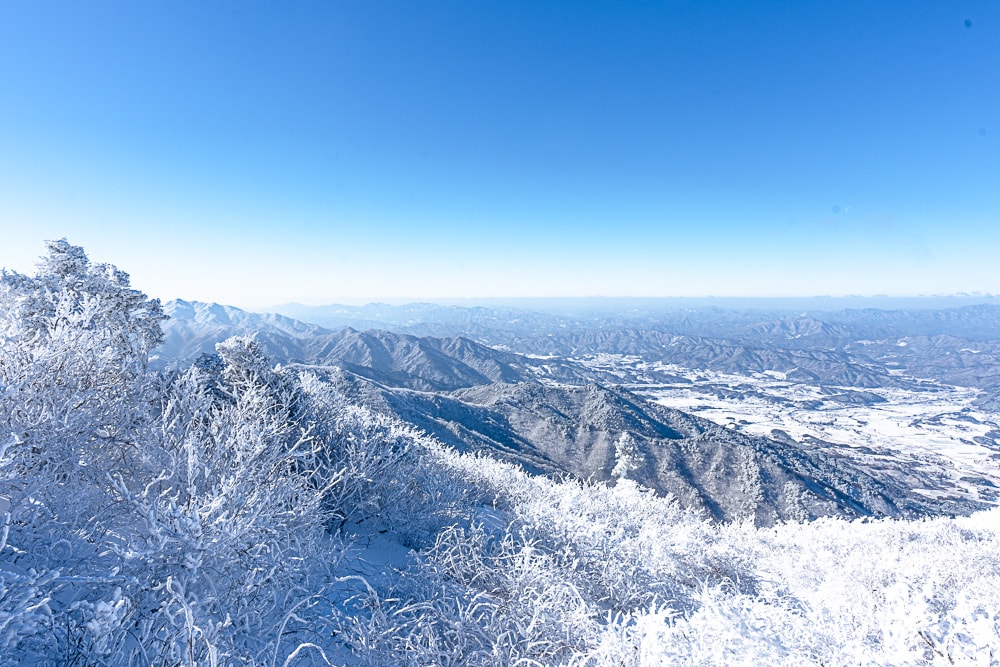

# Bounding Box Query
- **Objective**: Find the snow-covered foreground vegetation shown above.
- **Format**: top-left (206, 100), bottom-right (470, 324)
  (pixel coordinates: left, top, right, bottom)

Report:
top-left (2, 242), bottom-right (998, 665)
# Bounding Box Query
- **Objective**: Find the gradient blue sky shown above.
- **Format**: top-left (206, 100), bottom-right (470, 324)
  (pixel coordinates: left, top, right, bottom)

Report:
top-left (1, 1), bottom-right (997, 308)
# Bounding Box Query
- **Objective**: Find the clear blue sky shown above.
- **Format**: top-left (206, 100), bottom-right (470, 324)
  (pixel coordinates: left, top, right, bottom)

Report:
top-left (1, 1), bottom-right (997, 308)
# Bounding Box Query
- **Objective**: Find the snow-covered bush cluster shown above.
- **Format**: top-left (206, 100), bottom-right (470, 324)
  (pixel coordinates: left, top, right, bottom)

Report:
top-left (338, 451), bottom-right (999, 666)
top-left (1, 241), bottom-right (998, 665)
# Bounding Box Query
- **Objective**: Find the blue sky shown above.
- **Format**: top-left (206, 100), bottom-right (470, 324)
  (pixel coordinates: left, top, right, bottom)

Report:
top-left (1, 1), bottom-right (997, 308)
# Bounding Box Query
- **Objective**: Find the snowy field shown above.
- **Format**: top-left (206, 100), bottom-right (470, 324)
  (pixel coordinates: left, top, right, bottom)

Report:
top-left (574, 355), bottom-right (1000, 505)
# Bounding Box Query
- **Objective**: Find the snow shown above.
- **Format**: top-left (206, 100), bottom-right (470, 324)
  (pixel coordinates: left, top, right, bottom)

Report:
top-left (4, 242), bottom-right (1000, 665)
top-left (573, 355), bottom-right (1000, 505)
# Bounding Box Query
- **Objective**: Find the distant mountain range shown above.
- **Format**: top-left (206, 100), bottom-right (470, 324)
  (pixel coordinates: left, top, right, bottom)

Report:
top-left (158, 298), bottom-right (1000, 524)
top-left (263, 298), bottom-right (1000, 342)
top-left (163, 299), bottom-right (1000, 398)
top-left (160, 300), bottom-right (617, 391)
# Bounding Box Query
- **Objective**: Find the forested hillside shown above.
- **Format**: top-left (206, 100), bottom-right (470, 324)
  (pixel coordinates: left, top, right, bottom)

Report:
top-left (1, 242), bottom-right (998, 665)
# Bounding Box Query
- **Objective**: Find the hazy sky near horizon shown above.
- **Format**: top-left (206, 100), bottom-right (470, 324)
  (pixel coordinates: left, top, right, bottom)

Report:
top-left (1, 1), bottom-right (998, 308)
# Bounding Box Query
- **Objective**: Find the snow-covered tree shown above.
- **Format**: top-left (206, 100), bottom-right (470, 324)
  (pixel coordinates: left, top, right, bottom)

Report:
top-left (611, 431), bottom-right (643, 479)
top-left (0, 239), bottom-right (165, 498)
top-left (0, 240), bottom-right (167, 660)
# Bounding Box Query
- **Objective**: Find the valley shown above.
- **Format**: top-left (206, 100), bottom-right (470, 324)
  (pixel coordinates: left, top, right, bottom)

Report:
top-left (573, 355), bottom-right (1000, 505)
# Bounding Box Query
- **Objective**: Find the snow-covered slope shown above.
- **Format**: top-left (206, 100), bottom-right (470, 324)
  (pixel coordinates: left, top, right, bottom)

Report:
top-left (313, 367), bottom-right (981, 525)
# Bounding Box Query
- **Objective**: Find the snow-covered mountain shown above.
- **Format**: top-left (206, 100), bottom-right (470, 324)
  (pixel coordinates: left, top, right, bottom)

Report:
top-left (159, 299), bottom-right (994, 525)
top-left (161, 300), bottom-right (617, 390)
top-left (260, 300), bottom-right (1000, 396)
top-left (315, 368), bottom-right (979, 525)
